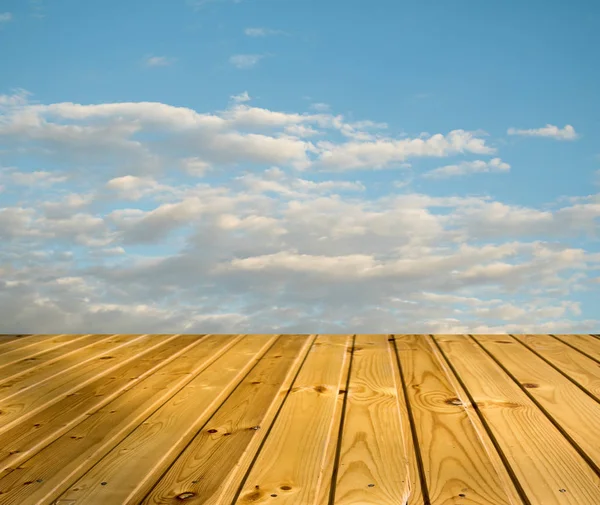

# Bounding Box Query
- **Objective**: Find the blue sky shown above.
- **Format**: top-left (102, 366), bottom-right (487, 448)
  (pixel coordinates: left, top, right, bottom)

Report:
top-left (0, 0), bottom-right (599, 333)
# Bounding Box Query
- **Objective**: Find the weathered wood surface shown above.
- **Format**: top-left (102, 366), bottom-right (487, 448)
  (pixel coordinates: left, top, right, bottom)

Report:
top-left (0, 334), bottom-right (598, 505)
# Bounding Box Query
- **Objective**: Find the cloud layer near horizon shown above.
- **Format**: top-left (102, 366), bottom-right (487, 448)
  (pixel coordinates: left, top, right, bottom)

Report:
top-left (1, 91), bottom-right (598, 334)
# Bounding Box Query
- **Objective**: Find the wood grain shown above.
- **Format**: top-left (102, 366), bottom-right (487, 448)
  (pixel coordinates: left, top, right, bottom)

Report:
top-left (0, 334), bottom-right (206, 476)
top-left (512, 334), bottom-right (600, 401)
top-left (0, 335), bottom-right (70, 356)
top-left (0, 334), bottom-right (116, 388)
top-left (397, 334), bottom-right (519, 505)
top-left (0, 333), bottom-right (598, 505)
top-left (0, 335), bottom-right (31, 347)
top-left (436, 334), bottom-right (600, 504)
top-left (551, 334), bottom-right (600, 362)
top-left (388, 335), bottom-right (426, 505)
top-left (0, 335), bottom-right (243, 505)
top-left (140, 334), bottom-right (314, 505)
top-left (472, 334), bottom-right (600, 471)
top-left (0, 333), bottom-right (162, 433)
top-left (234, 334), bottom-right (352, 504)
top-left (0, 334), bottom-right (89, 368)
top-left (332, 334), bottom-right (410, 505)
top-left (54, 335), bottom-right (278, 505)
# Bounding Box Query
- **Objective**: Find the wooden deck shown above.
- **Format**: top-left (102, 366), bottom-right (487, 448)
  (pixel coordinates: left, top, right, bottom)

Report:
top-left (0, 334), bottom-right (599, 504)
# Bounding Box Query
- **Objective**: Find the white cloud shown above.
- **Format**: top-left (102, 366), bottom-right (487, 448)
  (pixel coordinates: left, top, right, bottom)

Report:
top-left (180, 157), bottom-right (211, 176)
top-left (0, 12), bottom-right (12, 23)
top-left (310, 103), bottom-right (330, 112)
top-left (507, 124), bottom-right (578, 140)
top-left (244, 27), bottom-right (284, 37)
top-left (424, 157), bottom-right (510, 178)
top-left (230, 91), bottom-right (251, 103)
top-left (229, 54), bottom-right (264, 69)
top-left (284, 124), bottom-right (321, 138)
top-left (106, 175), bottom-right (177, 201)
top-left (9, 170), bottom-right (68, 186)
top-left (315, 130), bottom-right (495, 171)
top-left (143, 56), bottom-right (174, 67)
top-left (1, 90), bottom-right (599, 334)
top-left (0, 89), bottom-right (31, 107)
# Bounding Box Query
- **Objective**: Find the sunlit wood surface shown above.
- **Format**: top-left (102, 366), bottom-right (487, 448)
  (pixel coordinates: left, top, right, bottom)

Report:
top-left (0, 333), bottom-right (599, 505)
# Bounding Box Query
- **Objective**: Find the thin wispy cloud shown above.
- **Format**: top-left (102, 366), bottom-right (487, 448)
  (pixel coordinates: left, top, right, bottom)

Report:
top-left (187, 0), bottom-right (241, 10)
top-left (29, 0), bottom-right (45, 19)
top-left (507, 124), bottom-right (578, 140)
top-left (309, 103), bottom-right (330, 112)
top-left (230, 91), bottom-right (251, 103)
top-left (424, 158), bottom-right (511, 179)
top-left (0, 12), bottom-right (12, 23)
top-left (229, 54), bottom-right (264, 69)
top-left (244, 27), bottom-right (284, 37)
top-left (144, 55), bottom-right (174, 67)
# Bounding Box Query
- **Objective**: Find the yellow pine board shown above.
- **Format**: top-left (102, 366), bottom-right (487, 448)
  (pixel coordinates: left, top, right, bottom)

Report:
top-left (551, 334), bottom-right (600, 362)
top-left (0, 334), bottom-right (162, 433)
top-left (233, 334), bottom-right (352, 505)
top-left (0, 334), bottom-right (71, 356)
top-left (0, 334), bottom-right (243, 505)
top-left (472, 334), bottom-right (600, 471)
top-left (55, 334), bottom-right (278, 505)
top-left (388, 336), bottom-right (426, 505)
top-left (436, 334), bottom-right (600, 505)
top-left (0, 334), bottom-right (206, 476)
top-left (0, 334), bottom-right (90, 368)
top-left (314, 336), bottom-right (352, 505)
top-left (513, 334), bottom-right (600, 400)
top-left (397, 335), bottom-right (518, 505)
top-left (0, 334), bottom-right (116, 387)
top-left (0, 334), bottom-right (152, 403)
top-left (139, 334), bottom-right (314, 505)
top-left (332, 334), bottom-right (409, 505)
top-left (0, 335), bottom-right (31, 347)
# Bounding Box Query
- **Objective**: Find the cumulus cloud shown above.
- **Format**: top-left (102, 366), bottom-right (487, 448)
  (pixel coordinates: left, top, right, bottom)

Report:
top-left (424, 157), bottom-right (510, 178)
top-left (507, 124), bottom-right (578, 140)
top-left (315, 130), bottom-right (495, 171)
top-left (229, 54), bottom-right (264, 69)
top-left (1, 90), bottom-right (598, 333)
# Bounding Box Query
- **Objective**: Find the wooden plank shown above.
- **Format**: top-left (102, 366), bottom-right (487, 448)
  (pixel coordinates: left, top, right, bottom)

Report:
top-left (139, 334), bottom-right (314, 505)
top-left (0, 335), bottom-right (208, 475)
top-left (512, 334), bottom-right (600, 400)
top-left (0, 335), bottom-right (31, 346)
top-left (0, 335), bottom-right (68, 355)
top-left (435, 334), bottom-right (600, 505)
top-left (0, 334), bottom-right (92, 367)
top-left (314, 336), bottom-right (353, 505)
top-left (0, 334), bottom-right (116, 386)
top-left (551, 334), bottom-right (600, 362)
top-left (472, 335), bottom-right (600, 472)
top-left (395, 335), bottom-right (520, 505)
top-left (331, 334), bottom-right (410, 505)
top-left (0, 334), bottom-right (135, 400)
top-left (0, 334), bottom-right (244, 505)
top-left (232, 334), bottom-right (352, 505)
top-left (388, 335), bottom-right (425, 505)
top-left (0, 334), bottom-right (163, 433)
top-left (54, 334), bottom-right (278, 505)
